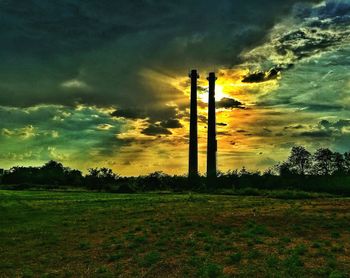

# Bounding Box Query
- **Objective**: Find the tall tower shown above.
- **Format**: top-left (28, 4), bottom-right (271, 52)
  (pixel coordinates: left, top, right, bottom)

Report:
top-left (207, 72), bottom-right (217, 181)
top-left (188, 70), bottom-right (199, 179)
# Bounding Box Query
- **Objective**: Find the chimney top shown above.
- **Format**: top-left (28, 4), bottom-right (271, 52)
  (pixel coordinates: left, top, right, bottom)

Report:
top-left (189, 69), bottom-right (199, 78)
top-left (207, 72), bottom-right (217, 80)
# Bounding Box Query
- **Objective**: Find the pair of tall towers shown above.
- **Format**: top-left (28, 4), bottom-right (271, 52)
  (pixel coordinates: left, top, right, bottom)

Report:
top-left (188, 70), bottom-right (217, 181)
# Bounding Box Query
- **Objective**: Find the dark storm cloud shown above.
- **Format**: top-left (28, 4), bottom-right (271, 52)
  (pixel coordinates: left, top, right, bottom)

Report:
top-left (255, 44), bottom-right (350, 110)
top-left (244, 0), bottom-right (350, 94)
top-left (216, 98), bottom-right (245, 109)
top-left (333, 120), bottom-right (350, 129)
top-left (111, 106), bottom-right (178, 123)
top-left (319, 119), bottom-right (332, 129)
top-left (242, 69), bottom-right (279, 83)
top-left (160, 119), bottom-right (183, 129)
top-left (300, 1), bottom-right (350, 21)
top-left (236, 129), bottom-right (248, 133)
top-left (242, 64), bottom-right (294, 83)
top-left (284, 124), bottom-right (305, 130)
top-left (111, 109), bottom-right (146, 120)
top-left (292, 118), bottom-right (350, 139)
top-left (275, 28), bottom-right (343, 61)
top-left (319, 119), bottom-right (350, 130)
top-left (303, 104), bottom-right (345, 112)
top-left (0, 1), bottom-right (181, 55)
top-left (217, 123), bottom-right (228, 126)
top-left (299, 130), bottom-right (332, 138)
top-left (0, 0), bottom-right (322, 121)
top-left (141, 124), bottom-right (172, 136)
top-left (257, 93), bottom-right (346, 113)
top-left (279, 1), bottom-right (350, 63)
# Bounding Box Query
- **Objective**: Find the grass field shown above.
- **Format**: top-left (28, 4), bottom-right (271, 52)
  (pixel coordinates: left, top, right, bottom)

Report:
top-left (1, 190), bottom-right (350, 277)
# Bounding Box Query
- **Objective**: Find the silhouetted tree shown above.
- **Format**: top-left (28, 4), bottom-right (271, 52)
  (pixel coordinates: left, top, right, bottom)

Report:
top-left (287, 146), bottom-right (311, 175)
top-left (312, 148), bottom-right (334, 175)
top-left (138, 171), bottom-right (169, 191)
top-left (40, 160), bottom-right (66, 185)
top-left (239, 167), bottom-right (252, 176)
top-left (277, 161), bottom-right (295, 177)
top-left (3, 146), bottom-right (350, 196)
top-left (2, 166), bottom-right (40, 184)
top-left (344, 152), bottom-right (350, 175)
top-left (85, 167), bottom-right (119, 190)
top-left (65, 169), bottom-right (83, 185)
top-left (332, 152), bottom-right (345, 175)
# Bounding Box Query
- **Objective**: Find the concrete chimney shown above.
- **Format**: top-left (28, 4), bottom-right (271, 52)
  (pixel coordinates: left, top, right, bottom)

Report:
top-left (207, 72), bottom-right (217, 181)
top-left (188, 70), bottom-right (199, 179)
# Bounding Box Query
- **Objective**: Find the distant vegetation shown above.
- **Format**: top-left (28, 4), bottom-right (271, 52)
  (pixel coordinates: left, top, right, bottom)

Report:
top-left (1, 146), bottom-right (350, 195)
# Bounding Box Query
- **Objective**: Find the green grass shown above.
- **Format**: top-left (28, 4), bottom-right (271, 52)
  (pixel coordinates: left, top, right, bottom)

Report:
top-left (1, 190), bottom-right (350, 277)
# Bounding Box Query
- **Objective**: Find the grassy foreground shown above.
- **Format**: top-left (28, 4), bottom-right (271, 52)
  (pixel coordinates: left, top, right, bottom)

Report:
top-left (1, 191), bottom-right (350, 277)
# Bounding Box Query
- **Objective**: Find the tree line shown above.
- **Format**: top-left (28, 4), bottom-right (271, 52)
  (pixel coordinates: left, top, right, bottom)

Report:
top-left (277, 146), bottom-right (350, 176)
top-left (1, 146), bottom-right (350, 195)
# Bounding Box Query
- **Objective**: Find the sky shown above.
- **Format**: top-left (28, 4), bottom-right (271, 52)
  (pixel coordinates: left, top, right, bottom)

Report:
top-left (0, 0), bottom-right (350, 175)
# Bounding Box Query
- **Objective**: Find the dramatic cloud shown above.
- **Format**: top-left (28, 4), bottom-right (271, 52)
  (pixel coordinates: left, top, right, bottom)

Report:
top-left (0, 105), bottom-right (127, 169)
top-left (160, 119), bottom-right (183, 129)
top-left (320, 119), bottom-right (350, 130)
top-left (2, 0), bottom-right (350, 175)
top-left (242, 68), bottom-right (280, 83)
top-left (216, 98), bottom-right (245, 109)
top-left (111, 109), bottom-right (147, 120)
top-left (242, 64), bottom-right (294, 83)
top-left (284, 124), bottom-right (305, 130)
top-left (299, 130), bottom-right (332, 138)
top-left (141, 124), bottom-right (172, 136)
top-left (0, 0), bottom-right (322, 111)
top-left (282, 118), bottom-right (350, 152)
top-left (111, 106), bottom-right (178, 123)
top-left (217, 123), bottom-right (228, 127)
top-left (245, 1), bottom-right (350, 65)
